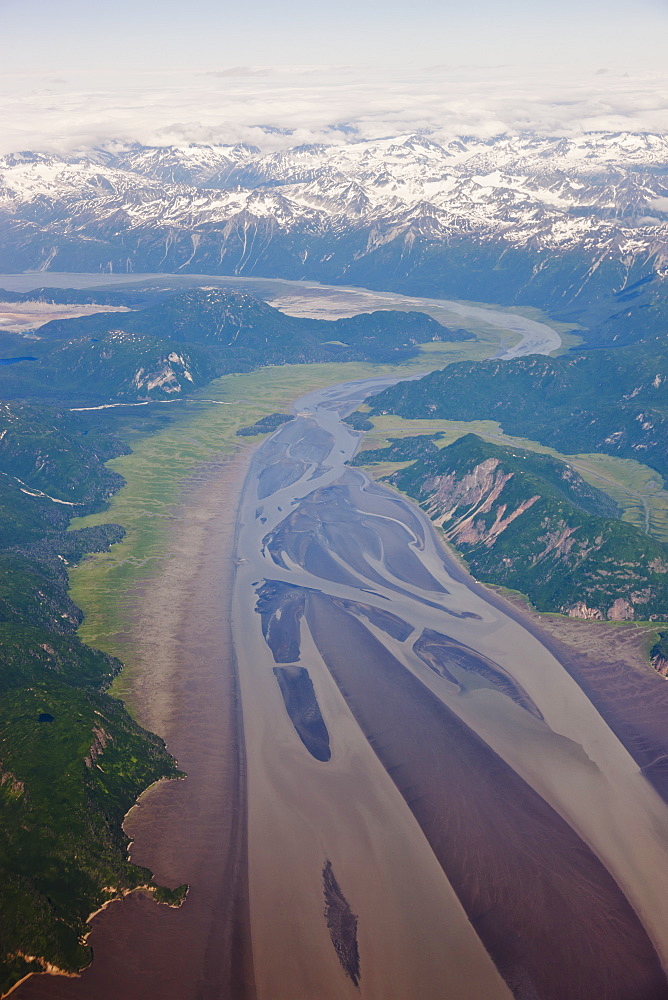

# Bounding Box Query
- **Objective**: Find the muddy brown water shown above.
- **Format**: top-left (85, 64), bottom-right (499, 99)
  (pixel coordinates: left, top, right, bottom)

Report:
top-left (16, 374), bottom-right (668, 1000)
top-left (308, 592), bottom-right (668, 1000)
top-left (233, 377), bottom-right (668, 1000)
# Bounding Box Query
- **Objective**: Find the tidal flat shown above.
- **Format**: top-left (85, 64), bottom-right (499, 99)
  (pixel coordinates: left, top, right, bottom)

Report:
top-left (15, 356), bottom-right (481, 1000)
top-left (12, 334), bottom-right (668, 998)
top-left (67, 358), bottom-right (471, 679)
top-left (231, 376), bottom-right (668, 999)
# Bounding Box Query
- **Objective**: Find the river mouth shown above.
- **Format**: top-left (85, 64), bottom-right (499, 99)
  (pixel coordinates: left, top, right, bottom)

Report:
top-left (233, 375), bottom-right (668, 1000)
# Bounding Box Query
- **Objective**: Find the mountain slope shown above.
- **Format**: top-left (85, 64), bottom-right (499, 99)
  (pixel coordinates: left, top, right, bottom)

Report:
top-left (0, 289), bottom-right (453, 403)
top-left (356, 433), bottom-right (668, 620)
top-left (0, 402), bottom-right (187, 996)
top-left (2, 133), bottom-right (668, 344)
top-left (366, 340), bottom-right (668, 478)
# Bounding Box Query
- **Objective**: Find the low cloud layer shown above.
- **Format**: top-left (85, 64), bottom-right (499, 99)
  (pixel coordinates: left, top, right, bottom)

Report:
top-left (1, 64), bottom-right (667, 156)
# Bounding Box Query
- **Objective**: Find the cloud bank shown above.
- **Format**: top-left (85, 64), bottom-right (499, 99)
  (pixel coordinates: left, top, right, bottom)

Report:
top-left (0, 64), bottom-right (667, 156)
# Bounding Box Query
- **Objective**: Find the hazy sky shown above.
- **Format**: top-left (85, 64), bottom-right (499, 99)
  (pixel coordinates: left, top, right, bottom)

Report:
top-left (2, 0), bottom-right (667, 72)
top-left (1, 0), bottom-right (667, 152)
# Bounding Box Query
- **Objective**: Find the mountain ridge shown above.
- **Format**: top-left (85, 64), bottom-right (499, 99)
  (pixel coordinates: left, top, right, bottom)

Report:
top-left (365, 341), bottom-right (668, 477)
top-left (2, 132), bottom-right (668, 343)
top-left (0, 288), bottom-right (455, 403)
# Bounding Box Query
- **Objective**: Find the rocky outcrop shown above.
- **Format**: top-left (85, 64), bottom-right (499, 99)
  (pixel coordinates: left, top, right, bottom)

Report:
top-left (607, 598), bottom-right (636, 621)
top-left (565, 602), bottom-right (605, 621)
top-left (650, 632), bottom-right (668, 677)
top-left (370, 433), bottom-right (668, 621)
top-left (651, 653), bottom-right (668, 677)
top-left (427, 458), bottom-right (540, 548)
top-left (564, 599), bottom-right (642, 622)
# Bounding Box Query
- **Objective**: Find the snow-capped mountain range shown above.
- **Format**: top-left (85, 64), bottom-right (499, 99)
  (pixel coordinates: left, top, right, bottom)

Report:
top-left (1, 131), bottom-right (668, 307)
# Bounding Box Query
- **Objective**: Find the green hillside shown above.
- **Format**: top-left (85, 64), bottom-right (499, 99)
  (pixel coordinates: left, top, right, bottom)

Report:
top-left (367, 339), bottom-right (668, 477)
top-left (0, 289), bottom-right (462, 405)
top-left (356, 433), bottom-right (668, 620)
top-left (0, 404), bottom-right (184, 996)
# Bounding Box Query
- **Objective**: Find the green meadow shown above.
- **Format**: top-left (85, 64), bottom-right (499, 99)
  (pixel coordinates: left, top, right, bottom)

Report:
top-left (65, 301), bottom-right (560, 695)
top-left (68, 346), bottom-right (491, 684)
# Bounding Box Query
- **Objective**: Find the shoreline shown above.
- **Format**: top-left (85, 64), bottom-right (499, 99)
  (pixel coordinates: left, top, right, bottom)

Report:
top-left (9, 362), bottom-right (430, 1000)
top-left (15, 445), bottom-right (257, 1000)
top-left (12, 362), bottom-right (668, 998)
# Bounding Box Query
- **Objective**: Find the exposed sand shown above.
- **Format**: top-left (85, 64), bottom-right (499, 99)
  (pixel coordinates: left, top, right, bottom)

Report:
top-left (484, 591), bottom-right (668, 795)
top-left (308, 594), bottom-right (667, 1000)
top-left (232, 376), bottom-right (668, 999)
top-left (0, 302), bottom-right (131, 334)
top-left (13, 369), bottom-right (668, 1000)
top-left (16, 450), bottom-right (255, 1000)
top-left (232, 579), bottom-right (514, 1000)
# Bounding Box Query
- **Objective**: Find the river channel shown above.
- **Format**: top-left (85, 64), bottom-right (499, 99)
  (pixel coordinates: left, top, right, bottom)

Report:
top-left (0, 272), bottom-right (562, 358)
top-left (232, 375), bottom-right (668, 1000)
top-left (9, 271), bottom-right (666, 999)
